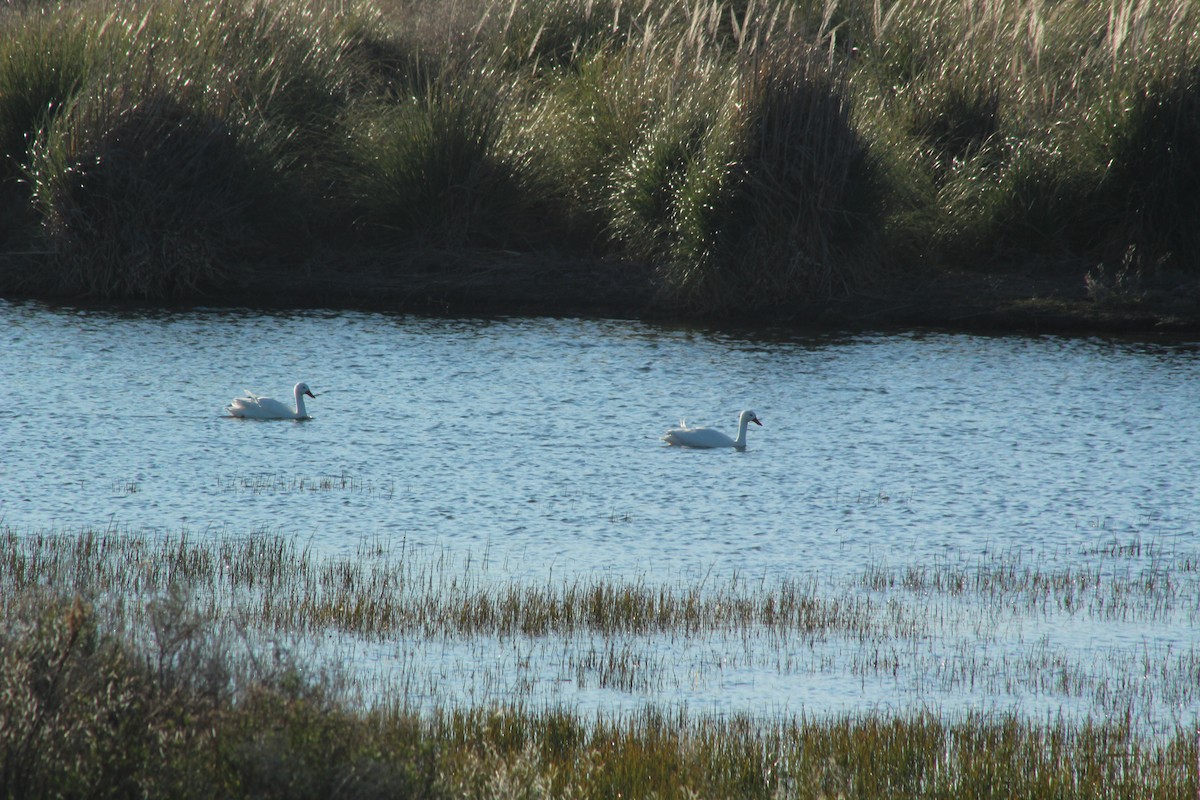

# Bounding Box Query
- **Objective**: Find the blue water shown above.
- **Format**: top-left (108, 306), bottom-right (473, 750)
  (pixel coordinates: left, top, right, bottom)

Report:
top-left (2, 300), bottom-right (1197, 728)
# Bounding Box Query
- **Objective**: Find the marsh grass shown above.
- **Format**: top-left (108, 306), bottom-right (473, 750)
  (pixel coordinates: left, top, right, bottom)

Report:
top-left (665, 44), bottom-right (880, 313)
top-left (0, 527), bottom-right (1195, 796)
top-left (1, 527), bottom-right (1197, 796)
top-left (850, 0), bottom-right (1200, 274)
top-left (5, 0), bottom-right (1200, 310)
top-left (2, 528), bottom-right (1197, 731)
top-left (27, 86), bottom-right (259, 298)
top-left (347, 68), bottom-right (563, 249)
top-left (3, 0), bottom-right (373, 297)
top-left (216, 471), bottom-right (395, 497)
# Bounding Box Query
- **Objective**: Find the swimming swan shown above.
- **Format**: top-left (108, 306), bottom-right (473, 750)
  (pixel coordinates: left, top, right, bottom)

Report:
top-left (227, 382), bottom-right (316, 420)
top-left (663, 410), bottom-right (762, 450)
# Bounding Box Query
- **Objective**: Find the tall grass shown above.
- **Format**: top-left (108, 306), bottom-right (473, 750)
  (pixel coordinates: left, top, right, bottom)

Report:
top-left (348, 68), bottom-right (562, 249)
top-left (3, 0), bottom-right (374, 298)
top-left (26, 84), bottom-right (267, 298)
top-left (2, 526), bottom-right (1197, 734)
top-left (0, 528), bottom-right (1196, 798)
top-left (0, 8), bottom-right (92, 248)
top-left (851, 0), bottom-right (1200, 275)
top-left (3, 0), bottom-right (1200, 310)
top-left (653, 43), bottom-right (880, 313)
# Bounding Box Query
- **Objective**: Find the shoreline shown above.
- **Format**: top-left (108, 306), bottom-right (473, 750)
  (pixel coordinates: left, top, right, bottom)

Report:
top-left (5, 248), bottom-right (1199, 334)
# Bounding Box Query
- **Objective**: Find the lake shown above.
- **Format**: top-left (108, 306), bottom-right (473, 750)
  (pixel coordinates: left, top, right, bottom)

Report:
top-left (2, 299), bottom-right (1197, 732)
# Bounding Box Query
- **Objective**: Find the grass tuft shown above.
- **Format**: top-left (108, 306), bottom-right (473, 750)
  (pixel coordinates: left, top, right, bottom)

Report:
top-left (658, 42), bottom-right (882, 314)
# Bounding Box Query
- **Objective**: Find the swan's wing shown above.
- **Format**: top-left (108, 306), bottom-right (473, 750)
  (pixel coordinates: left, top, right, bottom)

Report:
top-left (663, 426), bottom-right (732, 448)
top-left (228, 390), bottom-right (260, 409)
top-left (250, 396), bottom-right (290, 416)
top-left (227, 393), bottom-right (296, 418)
top-left (227, 397), bottom-right (254, 413)
top-left (663, 422), bottom-right (692, 443)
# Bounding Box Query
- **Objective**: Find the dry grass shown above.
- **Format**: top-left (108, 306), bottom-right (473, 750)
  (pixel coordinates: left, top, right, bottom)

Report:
top-left (5, 0), bottom-right (1200, 311)
top-left (1, 525), bottom-right (1196, 797)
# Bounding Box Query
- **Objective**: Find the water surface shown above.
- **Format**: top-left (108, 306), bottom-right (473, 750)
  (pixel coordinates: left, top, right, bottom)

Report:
top-left (2, 301), bottom-right (1197, 729)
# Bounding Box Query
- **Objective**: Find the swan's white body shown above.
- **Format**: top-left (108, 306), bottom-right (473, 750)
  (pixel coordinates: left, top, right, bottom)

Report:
top-left (227, 382), bottom-right (316, 419)
top-left (663, 410), bottom-right (762, 450)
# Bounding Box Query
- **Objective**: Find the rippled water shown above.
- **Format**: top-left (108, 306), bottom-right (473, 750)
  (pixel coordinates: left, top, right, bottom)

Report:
top-left (3, 300), bottom-right (1198, 727)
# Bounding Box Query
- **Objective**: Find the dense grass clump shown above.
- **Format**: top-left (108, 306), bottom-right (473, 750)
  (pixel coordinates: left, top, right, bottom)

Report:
top-left (0, 9), bottom-right (92, 247)
top-left (27, 87), bottom-right (268, 298)
top-left (652, 45), bottom-right (879, 313)
top-left (1101, 65), bottom-right (1200, 268)
top-left (850, 0), bottom-right (1200, 279)
top-left (3, 0), bottom-right (1200, 313)
top-left (349, 71), bottom-right (560, 249)
top-left (0, 0), bottom-right (379, 298)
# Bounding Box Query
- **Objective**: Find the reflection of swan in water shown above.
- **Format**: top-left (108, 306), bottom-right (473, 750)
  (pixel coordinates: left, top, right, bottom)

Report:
top-left (227, 382), bottom-right (316, 420)
top-left (663, 410), bottom-right (762, 450)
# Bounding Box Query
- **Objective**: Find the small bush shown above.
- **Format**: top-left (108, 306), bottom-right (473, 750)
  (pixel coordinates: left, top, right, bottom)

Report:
top-left (658, 44), bottom-right (883, 314)
top-left (0, 595), bottom-right (176, 798)
top-left (26, 85), bottom-right (272, 299)
top-left (350, 72), bottom-right (550, 249)
top-left (1101, 64), bottom-right (1200, 271)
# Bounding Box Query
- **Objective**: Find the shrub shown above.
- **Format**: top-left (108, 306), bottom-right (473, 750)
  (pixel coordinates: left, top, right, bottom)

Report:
top-left (26, 84), bottom-right (273, 299)
top-left (349, 71), bottom-right (552, 249)
top-left (657, 44), bottom-right (883, 314)
top-left (0, 596), bottom-right (171, 798)
top-left (1100, 63), bottom-right (1200, 271)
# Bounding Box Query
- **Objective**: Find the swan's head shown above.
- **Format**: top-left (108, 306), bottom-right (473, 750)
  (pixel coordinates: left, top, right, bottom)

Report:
top-left (741, 410), bottom-right (762, 426)
top-left (296, 382), bottom-right (316, 399)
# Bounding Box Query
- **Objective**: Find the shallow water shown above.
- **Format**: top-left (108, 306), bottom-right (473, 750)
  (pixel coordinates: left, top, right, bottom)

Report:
top-left (2, 300), bottom-right (1198, 728)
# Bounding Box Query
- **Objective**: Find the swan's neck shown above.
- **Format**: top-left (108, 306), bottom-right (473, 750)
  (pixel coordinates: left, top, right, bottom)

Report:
top-left (732, 418), bottom-right (749, 448)
top-left (294, 386), bottom-right (307, 418)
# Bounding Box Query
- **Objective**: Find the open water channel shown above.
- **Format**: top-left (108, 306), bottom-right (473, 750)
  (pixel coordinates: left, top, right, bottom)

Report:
top-left (2, 299), bottom-right (1197, 732)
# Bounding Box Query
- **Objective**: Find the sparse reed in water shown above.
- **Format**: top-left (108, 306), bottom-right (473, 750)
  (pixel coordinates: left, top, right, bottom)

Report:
top-left (0, 584), bottom-right (1194, 798)
top-left (1, 526), bottom-right (1196, 738)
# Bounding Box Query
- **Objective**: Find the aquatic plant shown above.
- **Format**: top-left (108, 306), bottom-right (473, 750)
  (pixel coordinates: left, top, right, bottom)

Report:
top-left (1, 526), bottom-right (1197, 742)
top-left (0, 581), bottom-right (1194, 798)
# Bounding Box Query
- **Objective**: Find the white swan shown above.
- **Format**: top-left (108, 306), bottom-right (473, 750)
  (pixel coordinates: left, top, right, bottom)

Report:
top-left (663, 410), bottom-right (762, 450)
top-left (226, 382), bottom-right (316, 420)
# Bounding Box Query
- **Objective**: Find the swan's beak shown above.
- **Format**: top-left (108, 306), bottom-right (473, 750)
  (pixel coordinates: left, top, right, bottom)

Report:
top-left (305, 390), bottom-right (316, 398)
top-left (752, 417), bottom-right (762, 426)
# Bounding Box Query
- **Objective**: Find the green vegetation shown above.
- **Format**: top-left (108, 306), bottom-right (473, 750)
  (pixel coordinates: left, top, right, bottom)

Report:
top-left (1, 527), bottom-right (1196, 798)
top-left (2, 0), bottom-right (1200, 318)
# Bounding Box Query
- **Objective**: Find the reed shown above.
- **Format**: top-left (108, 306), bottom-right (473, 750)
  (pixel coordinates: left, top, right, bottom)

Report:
top-left (347, 67), bottom-right (559, 249)
top-left (6, 0), bottom-right (373, 298)
top-left (4, 0), bottom-right (1200, 311)
top-left (2, 526), bottom-right (1196, 744)
top-left (851, 0), bottom-right (1200, 274)
top-left (216, 470), bottom-right (396, 497)
top-left (2, 525), bottom-right (1198, 796)
top-left (0, 585), bottom-right (1194, 800)
top-left (657, 42), bottom-right (881, 314)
